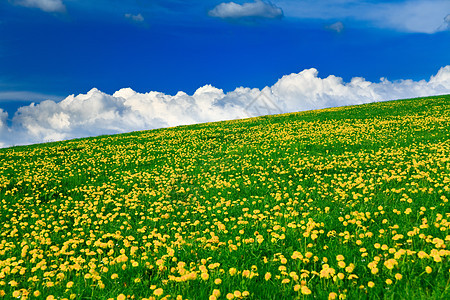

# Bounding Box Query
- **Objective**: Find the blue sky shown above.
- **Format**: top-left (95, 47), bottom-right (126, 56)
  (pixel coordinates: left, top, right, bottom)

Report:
top-left (0, 0), bottom-right (450, 147)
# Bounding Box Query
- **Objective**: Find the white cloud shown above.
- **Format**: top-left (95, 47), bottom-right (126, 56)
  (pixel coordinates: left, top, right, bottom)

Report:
top-left (1, 66), bottom-right (450, 148)
top-left (209, 0), bottom-right (283, 19)
top-left (326, 21), bottom-right (344, 33)
top-left (438, 14), bottom-right (450, 30)
top-left (125, 13), bottom-right (145, 23)
top-left (13, 0), bottom-right (66, 13)
top-left (277, 0), bottom-right (450, 33)
top-left (0, 90), bottom-right (63, 102)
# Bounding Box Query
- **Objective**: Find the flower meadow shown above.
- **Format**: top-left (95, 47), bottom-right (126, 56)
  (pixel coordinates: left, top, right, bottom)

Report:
top-left (0, 95), bottom-right (449, 299)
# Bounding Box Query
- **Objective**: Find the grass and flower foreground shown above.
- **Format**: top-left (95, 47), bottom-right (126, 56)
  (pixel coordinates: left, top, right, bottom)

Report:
top-left (1, 95), bottom-right (450, 299)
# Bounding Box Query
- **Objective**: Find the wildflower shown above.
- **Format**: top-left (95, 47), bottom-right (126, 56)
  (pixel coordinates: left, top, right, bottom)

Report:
top-left (201, 273), bottom-right (209, 281)
top-left (117, 295), bottom-right (126, 300)
top-left (395, 273), bottom-right (402, 280)
top-left (212, 289), bottom-right (220, 297)
top-left (265, 272), bottom-right (271, 281)
top-left (368, 281), bottom-right (375, 288)
top-left (301, 286), bottom-right (312, 295)
top-left (154, 288), bottom-right (164, 296)
top-left (425, 266), bottom-right (432, 274)
top-left (214, 278), bottom-right (222, 285)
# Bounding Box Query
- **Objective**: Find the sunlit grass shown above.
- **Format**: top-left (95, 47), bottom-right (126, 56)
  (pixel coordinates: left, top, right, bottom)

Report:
top-left (0, 95), bottom-right (449, 299)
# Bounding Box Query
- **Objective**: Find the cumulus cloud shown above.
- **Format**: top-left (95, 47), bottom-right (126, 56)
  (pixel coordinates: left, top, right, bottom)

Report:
top-left (1, 66), bottom-right (450, 148)
top-left (125, 13), bottom-right (145, 23)
top-left (209, 0), bottom-right (283, 19)
top-left (326, 21), bottom-right (344, 33)
top-left (12, 0), bottom-right (66, 13)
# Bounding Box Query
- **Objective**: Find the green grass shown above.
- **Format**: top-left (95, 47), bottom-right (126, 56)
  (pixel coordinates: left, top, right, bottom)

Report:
top-left (0, 95), bottom-right (449, 300)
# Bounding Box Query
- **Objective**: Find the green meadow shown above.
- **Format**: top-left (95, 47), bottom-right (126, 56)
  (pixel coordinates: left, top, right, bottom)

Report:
top-left (0, 95), bottom-right (449, 299)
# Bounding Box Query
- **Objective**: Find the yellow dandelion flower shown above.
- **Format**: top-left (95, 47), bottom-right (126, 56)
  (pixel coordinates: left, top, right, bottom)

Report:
top-left (329, 292), bottom-right (338, 300)
top-left (12, 291), bottom-right (21, 298)
top-left (117, 294), bottom-right (126, 300)
top-left (301, 286), bottom-right (312, 295)
top-left (201, 273), bottom-right (209, 281)
top-left (154, 288), bottom-right (164, 296)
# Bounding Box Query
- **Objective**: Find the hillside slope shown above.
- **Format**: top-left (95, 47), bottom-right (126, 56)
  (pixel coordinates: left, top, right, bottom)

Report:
top-left (0, 95), bottom-right (449, 299)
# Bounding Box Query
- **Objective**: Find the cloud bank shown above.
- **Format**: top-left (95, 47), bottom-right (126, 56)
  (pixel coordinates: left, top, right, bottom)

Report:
top-left (209, 0), bottom-right (283, 19)
top-left (13, 0), bottom-right (66, 13)
top-left (278, 0), bottom-right (450, 33)
top-left (1, 66), bottom-right (450, 148)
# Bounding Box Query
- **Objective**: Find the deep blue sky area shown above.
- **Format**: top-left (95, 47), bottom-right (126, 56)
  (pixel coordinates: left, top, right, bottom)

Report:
top-left (1, 0), bottom-right (449, 117)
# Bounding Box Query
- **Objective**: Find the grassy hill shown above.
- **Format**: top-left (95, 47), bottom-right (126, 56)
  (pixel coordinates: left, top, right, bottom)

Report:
top-left (0, 95), bottom-right (449, 299)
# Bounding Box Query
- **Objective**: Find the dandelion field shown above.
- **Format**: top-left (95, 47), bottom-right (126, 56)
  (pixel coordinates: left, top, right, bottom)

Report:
top-left (1, 95), bottom-right (450, 299)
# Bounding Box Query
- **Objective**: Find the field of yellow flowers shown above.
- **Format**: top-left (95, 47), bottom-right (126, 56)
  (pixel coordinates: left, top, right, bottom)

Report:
top-left (0, 95), bottom-right (449, 299)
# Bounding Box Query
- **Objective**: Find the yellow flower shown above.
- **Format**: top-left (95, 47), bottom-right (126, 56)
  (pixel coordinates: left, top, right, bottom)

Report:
top-left (386, 279), bottom-right (393, 285)
top-left (226, 293), bottom-right (234, 300)
top-left (212, 289), bottom-right (220, 297)
top-left (117, 294), bottom-right (126, 300)
top-left (214, 278), bottom-right (222, 285)
top-left (425, 266), bottom-right (432, 274)
top-left (233, 291), bottom-right (241, 298)
top-left (12, 291), bottom-right (21, 298)
top-left (154, 288), bottom-right (164, 296)
top-left (67, 281), bottom-right (74, 288)
top-left (229, 268), bottom-right (237, 276)
top-left (111, 273), bottom-right (119, 280)
top-left (336, 255), bottom-right (345, 261)
top-left (201, 273), bottom-right (209, 281)
top-left (395, 273), bottom-right (402, 280)
top-left (47, 296), bottom-right (55, 300)
top-left (33, 291), bottom-right (41, 297)
top-left (338, 261), bottom-right (346, 268)
top-left (368, 281), bottom-right (375, 288)
top-left (265, 272), bottom-right (271, 281)
top-left (242, 291), bottom-right (250, 297)
top-left (301, 286), bottom-right (312, 295)
top-left (329, 292), bottom-right (338, 300)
